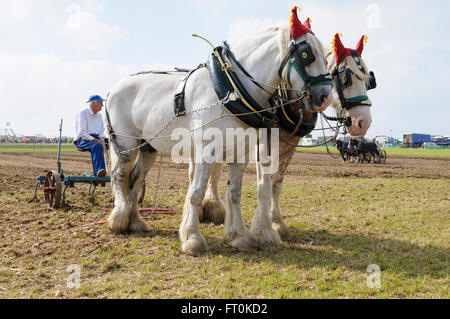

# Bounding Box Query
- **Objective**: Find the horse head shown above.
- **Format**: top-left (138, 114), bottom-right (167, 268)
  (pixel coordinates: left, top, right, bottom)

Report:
top-left (327, 33), bottom-right (376, 136)
top-left (279, 7), bottom-right (333, 113)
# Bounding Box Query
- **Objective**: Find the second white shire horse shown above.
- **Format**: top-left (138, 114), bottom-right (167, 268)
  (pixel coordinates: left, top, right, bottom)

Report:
top-left (106, 7), bottom-right (332, 256)
top-left (198, 32), bottom-right (377, 240)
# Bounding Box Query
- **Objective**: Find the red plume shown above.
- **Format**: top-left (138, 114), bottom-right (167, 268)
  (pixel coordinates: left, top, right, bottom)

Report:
top-left (303, 18), bottom-right (315, 35)
top-left (332, 33), bottom-right (352, 65)
top-left (290, 6), bottom-right (309, 40)
top-left (355, 35), bottom-right (368, 56)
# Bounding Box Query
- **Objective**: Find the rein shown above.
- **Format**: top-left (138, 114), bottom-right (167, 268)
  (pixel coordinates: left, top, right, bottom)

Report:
top-left (278, 112), bottom-right (346, 149)
top-left (106, 32), bottom-right (334, 155)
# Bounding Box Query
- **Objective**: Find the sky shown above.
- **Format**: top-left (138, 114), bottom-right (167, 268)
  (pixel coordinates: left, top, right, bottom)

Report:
top-left (0, 0), bottom-right (449, 139)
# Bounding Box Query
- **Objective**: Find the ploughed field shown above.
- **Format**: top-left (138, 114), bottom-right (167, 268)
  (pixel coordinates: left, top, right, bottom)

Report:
top-left (0, 149), bottom-right (448, 298)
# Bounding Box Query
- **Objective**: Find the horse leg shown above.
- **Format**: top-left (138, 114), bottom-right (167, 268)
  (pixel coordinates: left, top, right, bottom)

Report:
top-left (251, 161), bottom-right (281, 249)
top-left (202, 162), bottom-right (226, 224)
top-left (108, 146), bottom-right (139, 234)
top-left (269, 140), bottom-right (296, 240)
top-left (128, 150), bottom-right (158, 232)
top-left (187, 160), bottom-right (204, 222)
top-left (224, 163), bottom-right (256, 252)
top-left (270, 180), bottom-right (290, 240)
top-left (179, 161), bottom-right (213, 256)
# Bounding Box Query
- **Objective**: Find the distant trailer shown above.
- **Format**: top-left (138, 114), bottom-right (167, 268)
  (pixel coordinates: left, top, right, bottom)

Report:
top-left (403, 133), bottom-right (431, 148)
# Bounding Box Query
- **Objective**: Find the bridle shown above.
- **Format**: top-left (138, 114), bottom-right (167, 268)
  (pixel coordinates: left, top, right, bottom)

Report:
top-left (274, 38), bottom-right (334, 141)
top-left (278, 40), bottom-right (333, 101)
top-left (281, 50), bottom-right (378, 149)
top-left (331, 50), bottom-right (377, 112)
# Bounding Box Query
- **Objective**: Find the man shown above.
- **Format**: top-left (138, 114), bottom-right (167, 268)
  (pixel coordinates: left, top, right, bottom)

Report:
top-left (74, 95), bottom-right (109, 177)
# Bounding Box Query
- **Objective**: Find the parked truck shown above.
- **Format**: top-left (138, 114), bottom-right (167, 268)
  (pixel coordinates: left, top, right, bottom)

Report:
top-left (403, 133), bottom-right (431, 148)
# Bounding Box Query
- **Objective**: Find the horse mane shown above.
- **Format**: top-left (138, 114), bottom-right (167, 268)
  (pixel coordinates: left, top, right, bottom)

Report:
top-left (229, 24), bottom-right (327, 66)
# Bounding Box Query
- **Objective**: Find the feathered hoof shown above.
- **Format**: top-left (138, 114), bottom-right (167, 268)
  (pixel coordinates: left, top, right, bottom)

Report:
top-left (181, 233), bottom-right (209, 257)
top-left (202, 198), bottom-right (226, 225)
top-left (107, 208), bottom-right (130, 234)
top-left (129, 216), bottom-right (149, 233)
top-left (230, 235), bottom-right (257, 252)
top-left (251, 228), bottom-right (281, 250)
top-left (272, 221), bottom-right (290, 240)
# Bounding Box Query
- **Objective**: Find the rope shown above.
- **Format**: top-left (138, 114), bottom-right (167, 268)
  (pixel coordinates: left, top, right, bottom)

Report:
top-left (281, 112), bottom-right (346, 149)
top-left (321, 113), bottom-right (341, 159)
top-left (82, 188), bottom-right (114, 229)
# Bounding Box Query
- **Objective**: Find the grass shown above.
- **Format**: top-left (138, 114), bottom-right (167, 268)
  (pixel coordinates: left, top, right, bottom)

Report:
top-left (3, 143), bottom-right (448, 158)
top-left (382, 148), bottom-right (450, 158)
top-left (0, 176), bottom-right (448, 299)
top-left (303, 146), bottom-right (450, 158)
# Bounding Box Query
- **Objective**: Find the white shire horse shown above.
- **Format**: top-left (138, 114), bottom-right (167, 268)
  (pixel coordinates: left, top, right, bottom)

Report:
top-left (199, 32), bottom-right (376, 240)
top-left (106, 7), bottom-right (332, 256)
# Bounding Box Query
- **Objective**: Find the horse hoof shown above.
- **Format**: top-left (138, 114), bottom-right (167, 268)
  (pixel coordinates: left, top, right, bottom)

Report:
top-left (251, 228), bottom-right (281, 249)
top-left (129, 217), bottom-right (149, 233)
top-left (107, 209), bottom-right (130, 234)
top-left (272, 221), bottom-right (290, 240)
top-left (230, 235), bottom-right (257, 252)
top-left (202, 198), bottom-right (226, 225)
top-left (181, 234), bottom-right (209, 257)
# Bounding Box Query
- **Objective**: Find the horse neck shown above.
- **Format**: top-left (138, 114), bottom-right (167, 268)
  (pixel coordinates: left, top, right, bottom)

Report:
top-left (230, 29), bottom-right (285, 106)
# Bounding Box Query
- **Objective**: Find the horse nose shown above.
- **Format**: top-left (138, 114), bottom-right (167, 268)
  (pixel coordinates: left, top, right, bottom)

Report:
top-left (358, 119), bottom-right (371, 132)
top-left (358, 119), bottom-right (364, 129)
top-left (312, 92), bottom-right (332, 112)
top-left (349, 118), bottom-right (371, 136)
top-left (310, 86), bottom-right (331, 110)
top-left (312, 93), bottom-right (327, 106)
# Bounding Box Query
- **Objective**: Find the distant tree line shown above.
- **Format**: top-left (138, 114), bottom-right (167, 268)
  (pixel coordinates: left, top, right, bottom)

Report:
top-left (0, 136), bottom-right (73, 144)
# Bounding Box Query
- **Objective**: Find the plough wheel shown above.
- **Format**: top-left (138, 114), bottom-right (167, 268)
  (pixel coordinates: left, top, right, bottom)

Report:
top-left (44, 170), bottom-right (62, 209)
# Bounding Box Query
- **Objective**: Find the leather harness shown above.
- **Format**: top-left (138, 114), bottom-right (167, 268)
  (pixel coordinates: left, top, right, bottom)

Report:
top-left (104, 39), bottom-right (335, 151)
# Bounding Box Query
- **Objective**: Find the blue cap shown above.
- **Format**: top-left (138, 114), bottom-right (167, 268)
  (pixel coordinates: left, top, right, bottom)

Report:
top-left (86, 95), bottom-right (106, 103)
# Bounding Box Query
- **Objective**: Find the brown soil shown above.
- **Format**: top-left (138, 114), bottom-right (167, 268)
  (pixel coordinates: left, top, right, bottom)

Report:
top-left (0, 150), bottom-right (448, 298)
top-left (0, 150), bottom-right (448, 195)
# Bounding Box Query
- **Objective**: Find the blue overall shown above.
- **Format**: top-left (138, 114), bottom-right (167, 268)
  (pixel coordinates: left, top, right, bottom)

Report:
top-left (75, 134), bottom-right (109, 175)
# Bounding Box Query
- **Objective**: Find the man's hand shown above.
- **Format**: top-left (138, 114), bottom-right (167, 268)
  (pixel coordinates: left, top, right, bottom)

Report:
top-left (93, 138), bottom-right (105, 144)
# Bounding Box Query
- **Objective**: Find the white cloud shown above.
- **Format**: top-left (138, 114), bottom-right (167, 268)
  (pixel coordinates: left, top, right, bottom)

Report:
top-left (56, 4), bottom-right (127, 52)
top-left (227, 17), bottom-right (285, 44)
top-left (0, 0), bottom-right (33, 20)
top-left (0, 51), bottom-right (138, 136)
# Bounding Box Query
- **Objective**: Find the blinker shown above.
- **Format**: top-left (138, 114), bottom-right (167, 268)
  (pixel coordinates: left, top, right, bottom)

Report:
top-left (293, 42), bottom-right (316, 67)
top-left (338, 68), bottom-right (353, 88)
top-left (367, 71), bottom-right (377, 90)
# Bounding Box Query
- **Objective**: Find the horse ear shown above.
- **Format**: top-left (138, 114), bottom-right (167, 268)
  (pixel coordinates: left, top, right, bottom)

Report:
top-left (290, 6), bottom-right (309, 40)
top-left (303, 17), bottom-right (315, 35)
top-left (356, 35), bottom-right (368, 56)
top-left (332, 33), bottom-right (346, 64)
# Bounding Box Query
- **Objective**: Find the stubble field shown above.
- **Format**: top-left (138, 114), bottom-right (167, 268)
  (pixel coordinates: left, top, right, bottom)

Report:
top-left (0, 149), bottom-right (448, 298)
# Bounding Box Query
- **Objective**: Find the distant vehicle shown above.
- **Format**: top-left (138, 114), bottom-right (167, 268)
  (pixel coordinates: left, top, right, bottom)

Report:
top-left (336, 139), bottom-right (386, 164)
top-left (403, 133), bottom-right (431, 148)
top-left (423, 142), bottom-right (441, 149)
